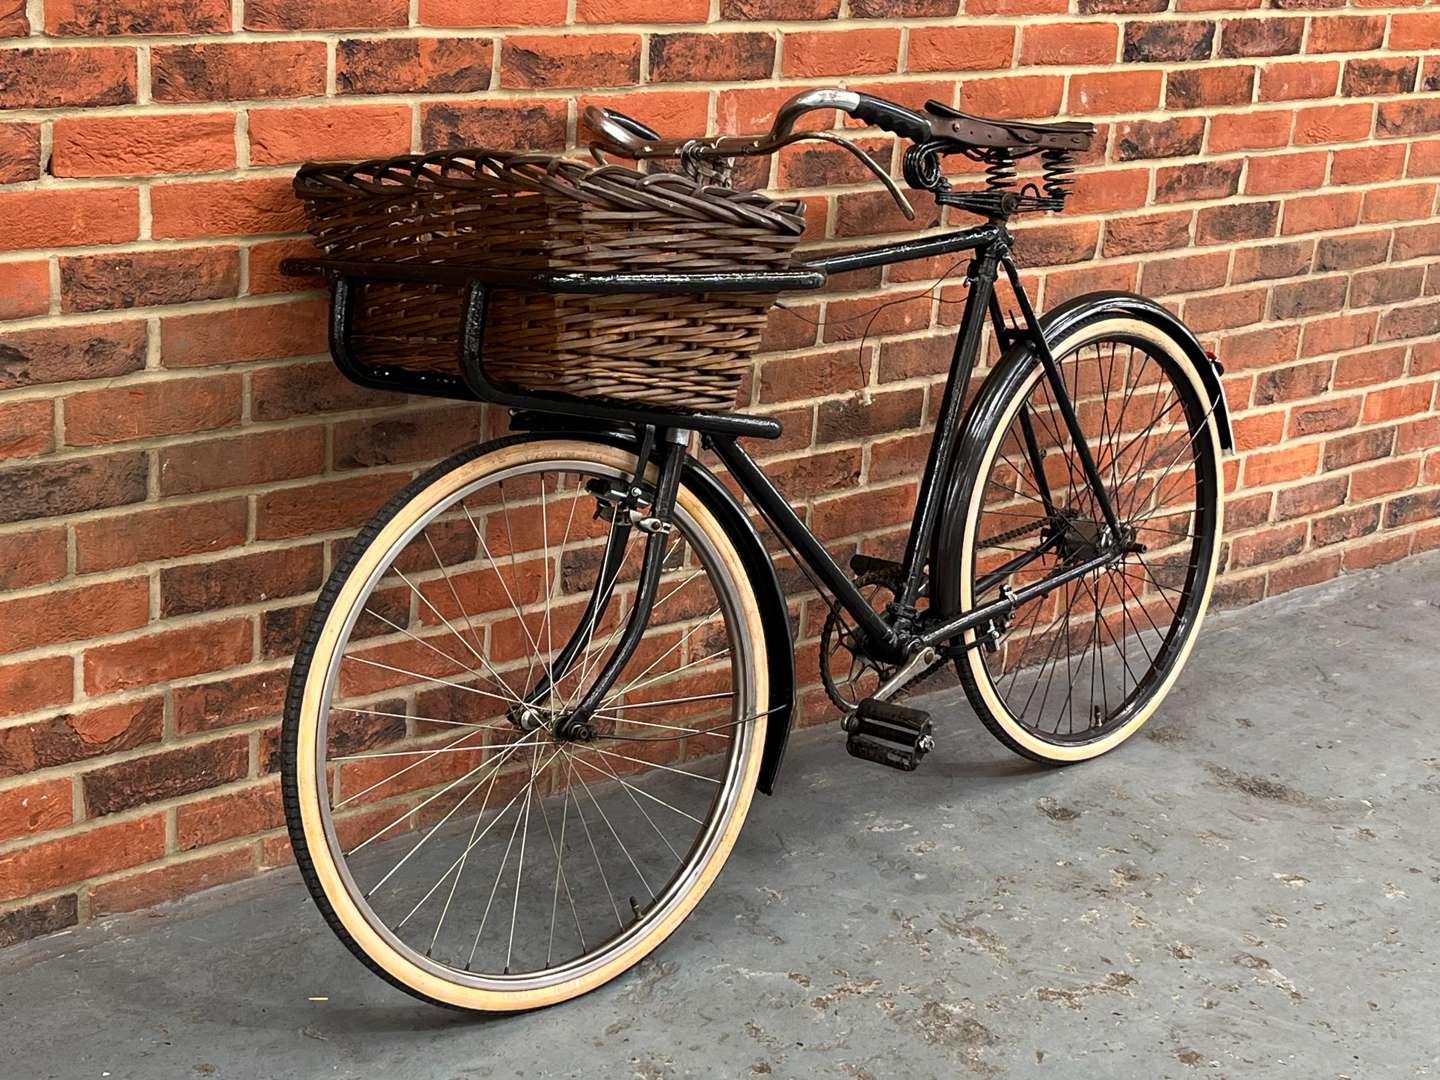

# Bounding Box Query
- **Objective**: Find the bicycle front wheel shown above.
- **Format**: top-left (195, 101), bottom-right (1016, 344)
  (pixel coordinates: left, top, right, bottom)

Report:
top-left (281, 437), bottom-right (768, 1011)
top-left (951, 315), bottom-right (1224, 764)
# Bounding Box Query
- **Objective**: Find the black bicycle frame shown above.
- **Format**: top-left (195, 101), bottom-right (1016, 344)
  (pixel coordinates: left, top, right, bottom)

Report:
top-left (709, 223), bottom-right (1122, 665)
top-left (289, 218), bottom-right (1128, 693)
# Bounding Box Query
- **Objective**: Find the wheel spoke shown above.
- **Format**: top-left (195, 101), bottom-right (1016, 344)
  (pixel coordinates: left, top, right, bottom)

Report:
top-left (297, 455), bottom-right (758, 993)
top-left (588, 744), bottom-right (722, 784)
top-left (355, 731), bottom-right (539, 865)
top-left (534, 756), bottom-right (585, 964)
top-left (562, 755), bottom-right (624, 930)
top-left (587, 712), bottom-right (731, 739)
top-left (394, 749), bottom-right (564, 934)
top-left (1127, 558), bottom-right (1182, 618)
top-left (463, 501), bottom-right (547, 679)
top-left (584, 749), bottom-right (683, 863)
top-left (570, 752), bottom-right (705, 825)
top-left (595, 604), bottom-right (721, 708)
top-left (463, 780), bottom-right (530, 963)
top-left (1094, 573), bottom-right (1142, 694)
top-left (532, 476), bottom-right (556, 702)
top-left (1002, 590), bottom-right (1051, 700)
top-left (1091, 575), bottom-right (1109, 727)
top-left (424, 529), bottom-right (513, 700)
top-left (428, 739), bottom-right (514, 957)
top-left (332, 703), bottom-right (507, 733)
top-left (330, 738), bottom-right (512, 762)
top-left (359, 605), bottom-right (518, 704)
top-left (424, 534), bottom-right (481, 660)
top-left (504, 743), bottom-right (542, 975)
top-left (602, 646), bottom-right (730, 706)
top-left (1115, 573), bottom-right (1159, 667)
top-left (568, 752), bottom-right (655, 900)
top-left (1057, 576), bottom-right (1099, 736)
top-left (1019, 583), bottom-right (1086, 723)
top-left (1031, 585), bottom-right (1086, 727)
top-left (971, 335), bottom-right (1217, 747)
top-left (342, 653), bottom-right (516, 707)
top-left (600, 690), bottom-right (735, 713)
top-left (561, 531), bottom-right (693, 712)
top-left (334, 722), bottom-right (490, 811)
top-left (552, 519), bottom-right (628, 709)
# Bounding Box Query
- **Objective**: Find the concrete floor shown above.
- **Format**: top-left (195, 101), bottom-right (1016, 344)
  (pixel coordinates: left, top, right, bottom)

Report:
top-left (3, 553), bottom-right (1438, 1080)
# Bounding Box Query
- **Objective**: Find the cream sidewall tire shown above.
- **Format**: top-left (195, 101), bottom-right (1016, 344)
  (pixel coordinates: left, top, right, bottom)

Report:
top-left (958, 318), bottom-right (1225, 764)
top-left (292, 441), bottom-right (768, 1011)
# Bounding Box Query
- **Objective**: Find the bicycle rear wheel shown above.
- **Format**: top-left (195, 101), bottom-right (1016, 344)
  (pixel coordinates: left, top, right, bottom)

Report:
top-left (951, 315), bottom-right (1224, 763)
top-left (281, 437), bottom-right (767, 1011)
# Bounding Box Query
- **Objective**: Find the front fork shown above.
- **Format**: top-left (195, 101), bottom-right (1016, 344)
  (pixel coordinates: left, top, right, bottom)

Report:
top-left (509, 428), bottom-right (689, 742)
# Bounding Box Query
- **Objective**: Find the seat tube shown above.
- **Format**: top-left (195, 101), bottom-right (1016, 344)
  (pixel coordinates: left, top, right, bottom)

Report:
top-left (894, 245), bottom-right (1000, 611)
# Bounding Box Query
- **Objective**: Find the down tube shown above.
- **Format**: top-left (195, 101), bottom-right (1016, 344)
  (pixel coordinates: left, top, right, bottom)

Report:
top-left (708, 437), bottom-right (903, 663)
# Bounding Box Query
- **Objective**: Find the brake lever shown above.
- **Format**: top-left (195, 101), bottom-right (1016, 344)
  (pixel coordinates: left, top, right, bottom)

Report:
top-left (794, 131), bottom-right (915, 221)
top-left (583, 99), bottom-right (915, 220)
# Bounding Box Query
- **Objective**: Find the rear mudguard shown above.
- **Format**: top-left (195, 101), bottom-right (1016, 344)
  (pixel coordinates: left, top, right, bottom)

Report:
top-left (505, 417), bottom-right (796, 795)
top-left (928, 291), bottom-right (1233, 619)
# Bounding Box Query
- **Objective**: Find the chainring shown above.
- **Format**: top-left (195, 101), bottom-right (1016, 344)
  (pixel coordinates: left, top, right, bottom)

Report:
top-left (819, 569), bottom-right (903, 711)
top-left (819, 517), bottom-right (1053, 715)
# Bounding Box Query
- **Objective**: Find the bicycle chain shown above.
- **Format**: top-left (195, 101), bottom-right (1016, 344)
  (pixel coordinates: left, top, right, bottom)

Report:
top-left (978, 517), bottom-right (1048, 549)
top-left (895, 518), bottom-right (1052, 701)
top-left (826, 519), bottom-right (1051, 708)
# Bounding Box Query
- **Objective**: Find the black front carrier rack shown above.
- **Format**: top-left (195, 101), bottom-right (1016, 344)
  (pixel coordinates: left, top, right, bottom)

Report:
top-left (281, 222), bottom-right (1012, 439)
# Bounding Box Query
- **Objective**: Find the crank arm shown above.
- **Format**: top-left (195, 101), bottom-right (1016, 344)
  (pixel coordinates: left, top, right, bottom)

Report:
top-left (841, 646), bottom-right (939, 732)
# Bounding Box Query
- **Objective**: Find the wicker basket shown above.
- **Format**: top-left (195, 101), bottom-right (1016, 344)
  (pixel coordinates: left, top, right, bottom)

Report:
top-left (294, 150), bottom-right (807, 412)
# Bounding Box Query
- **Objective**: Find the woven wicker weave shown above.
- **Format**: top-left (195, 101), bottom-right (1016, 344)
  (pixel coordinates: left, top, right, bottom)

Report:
top-left (295, 149), bottom-right (806, 412)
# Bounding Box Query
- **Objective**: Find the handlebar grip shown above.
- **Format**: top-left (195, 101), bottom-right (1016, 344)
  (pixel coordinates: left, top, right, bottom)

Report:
top-left (848, 93), bottom-right (932, 143)
top-left (603, 108), bottom-right (661, 143)
top-left (583, 105), bottom-right (661, 152)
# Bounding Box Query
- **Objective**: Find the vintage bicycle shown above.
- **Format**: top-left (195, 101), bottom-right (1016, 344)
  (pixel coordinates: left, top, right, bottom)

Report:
top-left (277, 88), bottom-right (1233, 1010)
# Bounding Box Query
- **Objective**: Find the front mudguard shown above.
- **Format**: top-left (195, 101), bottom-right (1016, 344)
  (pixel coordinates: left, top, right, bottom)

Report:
top-left (928, 291), bottom-right (1233, 619)
top-left (505, 417), bottom-right (796, 795)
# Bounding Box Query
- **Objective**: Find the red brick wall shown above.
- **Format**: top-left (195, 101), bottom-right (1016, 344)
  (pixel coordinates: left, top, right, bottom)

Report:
top-left (1, 1), bottom-right (1438, 944)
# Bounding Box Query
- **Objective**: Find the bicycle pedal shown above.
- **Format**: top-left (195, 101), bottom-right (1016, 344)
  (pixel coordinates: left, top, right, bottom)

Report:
top-left (844, 698), bottom-right (933, 772)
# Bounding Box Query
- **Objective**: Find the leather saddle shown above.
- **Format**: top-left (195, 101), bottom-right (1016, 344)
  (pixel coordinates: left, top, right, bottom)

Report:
top-left (924, 100), bottom-right (1094, 153)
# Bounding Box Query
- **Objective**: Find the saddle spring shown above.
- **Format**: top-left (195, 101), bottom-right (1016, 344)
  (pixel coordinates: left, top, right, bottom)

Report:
top-left (906, 141), bottom-right (1079, 218)
top-left (1038, 146), bottom-right (1078, 205)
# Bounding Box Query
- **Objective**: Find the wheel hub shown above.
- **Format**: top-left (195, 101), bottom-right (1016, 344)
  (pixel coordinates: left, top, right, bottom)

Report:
top-left (506, 701), bottom-right (595, 741)
top-left (1054, 511), bottom-right (1106, 563)
top-left (1050, 507), bottom-right (1148, 567)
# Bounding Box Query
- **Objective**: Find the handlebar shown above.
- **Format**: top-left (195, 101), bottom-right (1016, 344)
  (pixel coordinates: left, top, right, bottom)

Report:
top-left (584, 88), bottom-right (927, 220)
top-left (585, 88), bottom-right (933, 162)
top-left (846, 94), bottom-right (933, 144)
